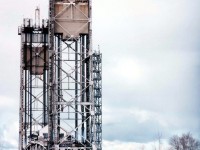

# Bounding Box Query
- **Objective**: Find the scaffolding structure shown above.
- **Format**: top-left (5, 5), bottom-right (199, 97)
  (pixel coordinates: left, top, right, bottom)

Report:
top-left (18, 0), bottom-right (102, 150)
top-left (92, 52), bottom-right (102, 149)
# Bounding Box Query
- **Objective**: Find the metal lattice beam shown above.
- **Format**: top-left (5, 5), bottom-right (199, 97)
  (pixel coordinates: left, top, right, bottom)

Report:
top-left (19, 1), bottom-right (102, 149)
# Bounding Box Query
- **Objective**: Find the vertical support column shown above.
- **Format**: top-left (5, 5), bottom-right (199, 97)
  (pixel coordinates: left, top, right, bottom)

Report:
top-left (19, 28), bottom-right (24, 150)
top-left (75, 40), bottom-right (78, 141)
top-left (57, 35), bottom-right (61, 137)
top-left (27, 59), bottom-right (30, 142)
top-left (29, 30), bottom-right (33, 138)
top-left (43, 30), bottom-right (47, 126)
top-left (27, 65), bottom-right (30, 141)
top-left (81, 35), bottom-right (85, 143)
top-left (86, 34), bottom-right (90, 148)
top-left (24, 32), bottom-right (28, 145)
top-left (48, 0), bottom-right (56, 148)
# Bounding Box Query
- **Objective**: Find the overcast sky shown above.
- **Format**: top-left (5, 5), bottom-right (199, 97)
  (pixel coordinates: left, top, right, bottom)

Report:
top-left (0, 0), bottom-right (200, 149)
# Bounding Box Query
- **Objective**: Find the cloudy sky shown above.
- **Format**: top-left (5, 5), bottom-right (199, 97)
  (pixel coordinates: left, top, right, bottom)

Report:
top-left (0, 0), bottom-right (200, 149)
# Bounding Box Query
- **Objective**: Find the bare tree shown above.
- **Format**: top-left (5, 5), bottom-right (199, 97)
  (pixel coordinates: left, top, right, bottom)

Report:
top-left (153, 131), bottom-right (163, 150)
top-left (169, 132), bottom-right (200, 150)
top-left (169, 135), bottom-right (181, 150)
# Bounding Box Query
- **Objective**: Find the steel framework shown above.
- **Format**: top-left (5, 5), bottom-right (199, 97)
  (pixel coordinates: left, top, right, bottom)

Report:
top-left (18, 17), bottom-right (49, 149)
top-left (19, 1), bottom-right (102, 150)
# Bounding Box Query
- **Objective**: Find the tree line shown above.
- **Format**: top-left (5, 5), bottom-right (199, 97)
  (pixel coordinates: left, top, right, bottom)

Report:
top-left (140, 132), bottom-right (200, 150)
top-left (169, 132), bottom-right (200, 150)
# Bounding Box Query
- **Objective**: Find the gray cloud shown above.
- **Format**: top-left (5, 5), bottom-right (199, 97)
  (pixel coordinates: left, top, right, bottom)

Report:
top-left (94, 0), bottom-right (200, 143)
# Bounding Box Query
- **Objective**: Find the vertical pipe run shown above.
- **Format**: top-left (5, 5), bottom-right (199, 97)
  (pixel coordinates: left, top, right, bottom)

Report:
top-left (43, 31), bottom-right (47, 126)
top-left (57, 35), bottom-right (61, 137)
top-left (75, 40), bottom-right (78, 141)
top-left (35, 7), bottom-right (40, 28)
top-left (29, 26), bottom-right (33, 138)
top-left (81, 35), bottom-right (85, 143)
top-left (27, 66), bottom-right (30, 139)
top-left (24, 32), bottom-right (28, 144)
top-left (85, 34), bottom-right (90, 147)
top-left (19, 23), bottom-right (25, 150)
top-left (48, 0), bottom-right (55, 148)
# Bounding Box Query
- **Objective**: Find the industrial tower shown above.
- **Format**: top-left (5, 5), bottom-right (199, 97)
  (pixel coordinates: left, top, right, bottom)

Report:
top-left (18, 1), bottom-right (102, 150)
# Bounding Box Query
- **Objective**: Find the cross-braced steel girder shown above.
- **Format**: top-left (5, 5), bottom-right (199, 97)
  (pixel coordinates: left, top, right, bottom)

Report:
top-left (19, 18), bottom-right (49, 149)
top-left (19, 1), bottom-right (102, 150)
